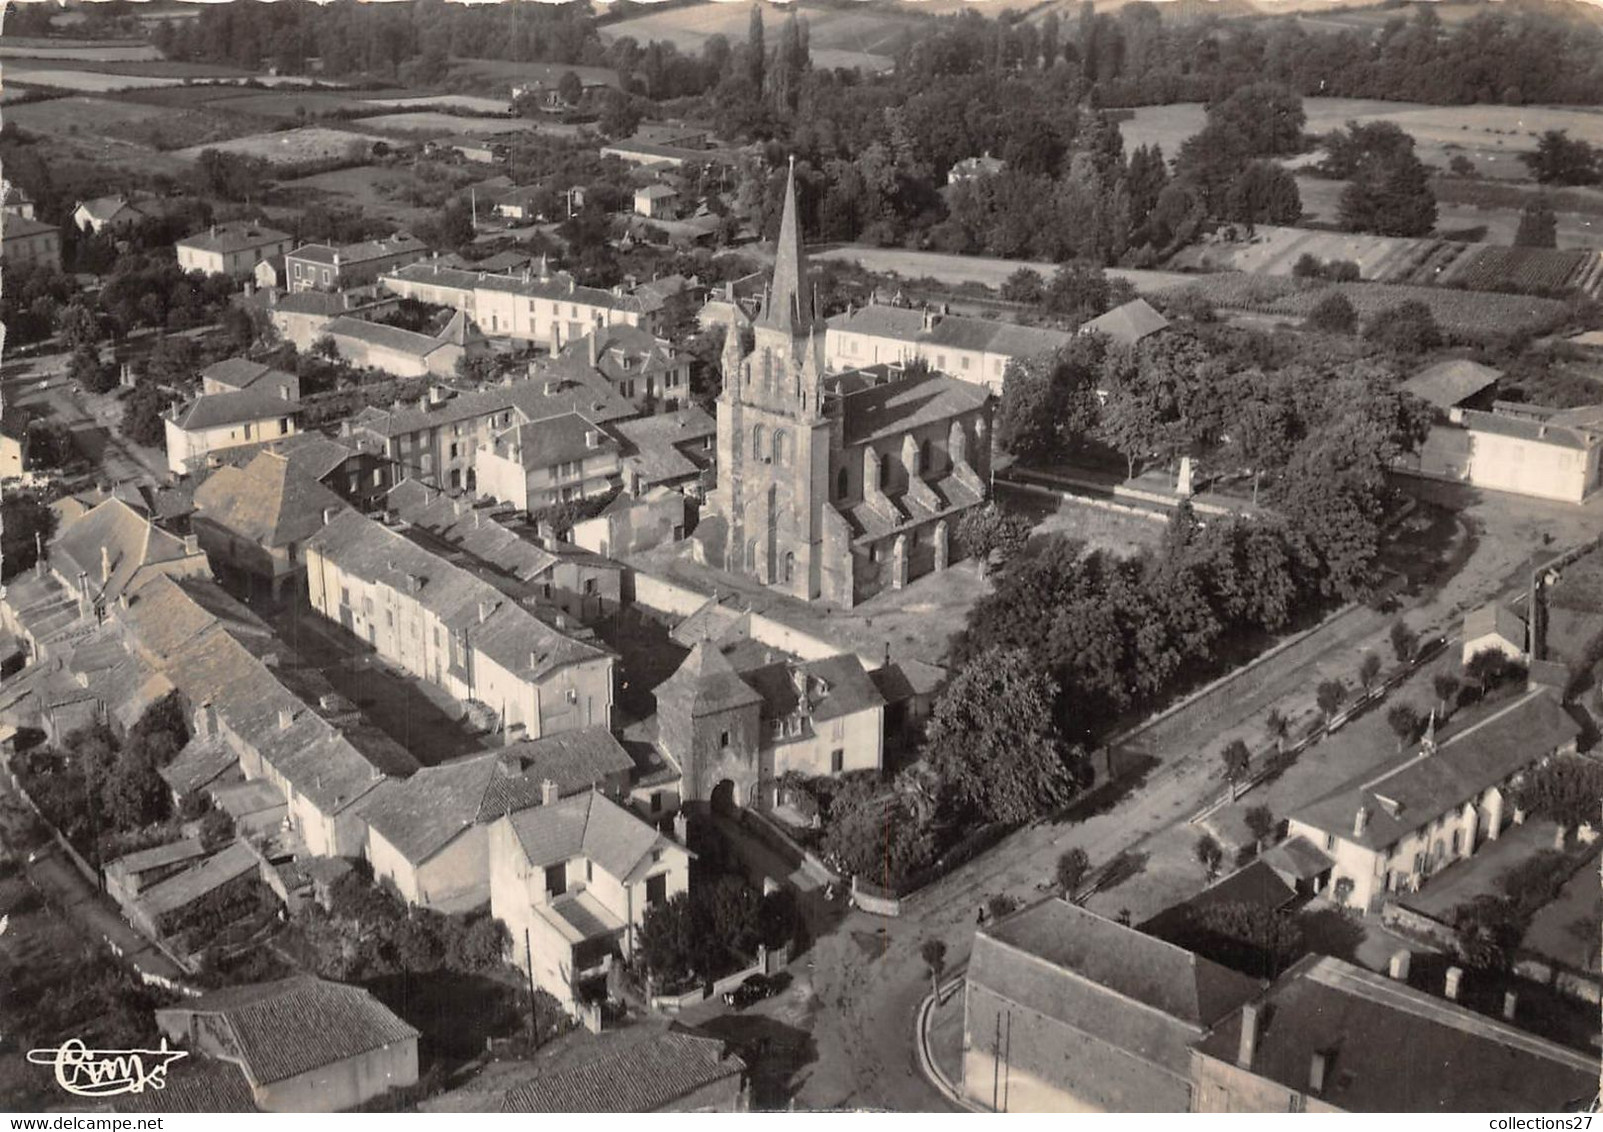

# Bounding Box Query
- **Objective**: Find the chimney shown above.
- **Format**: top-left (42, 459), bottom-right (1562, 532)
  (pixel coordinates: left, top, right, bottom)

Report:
top-left (280, 383), bottom-right (291, 400)
top-left (1308, 1051), bottom-right (1330, 1096)
top-left (278, 706), bottom-right (294, 731)
top-left (540, 778), bottom-right (558, 805)
top-left (1236, 1003), bottom-right (1260, 1069)
top-left (1503, 991), bottom-right (1518, 1020)
top-left (322, 506), bottom-right (339, 526)
top-left (194, 701), bottom-right (215, 739)
top-left (1353, 805), bottom-right (1370, 838)
top-left (544, 380), bottom-right (561, 395)
top-left (406, 572), bottom-right (422, 594)
top-left (673, 810), bottom-right (689, 844)
top-left (183, 534), bottom-right (199, 556)
top-left (478, 600), bottom-right (494, 623)
top-left (536, 521), bottom-right (556, 549)
top-left (587, 332), bottom-right (599, 367)
top-left (1444, 965), bottom-right (1464, 1001)
top-left (585, 429), bottom-right (600, 450)
top-left (101, 545), bottom-right (112, 585)
top-left (430, 385), bottom-right (446, 405)
top-left (1388, 950), bottom-right (1411, 981)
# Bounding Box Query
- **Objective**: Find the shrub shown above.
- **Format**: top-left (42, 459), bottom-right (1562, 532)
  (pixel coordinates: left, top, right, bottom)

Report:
top-left (1305, 291), bottom-right (1357, 334)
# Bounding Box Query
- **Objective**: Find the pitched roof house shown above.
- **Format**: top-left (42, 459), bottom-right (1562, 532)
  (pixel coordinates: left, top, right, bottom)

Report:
top-left (1080, 298), bottom-right (1171, 347)
top-left (825, 303), bottom-right (1073, 394)
top-left (192, 450), bottom-right (348, 600)
top-left (358, 729), bottom-right (633, 912)
top-left (154, 977), bottom-right (420, 1112)
top-left (165, 388), bottom-right (300, 476)
top-left (499, 1027), bottom-right (747, 1112)
top-left (963, 899), bottom-right (1262, 1112)
top-left (1190, 954), bottom-right (1601, 1112)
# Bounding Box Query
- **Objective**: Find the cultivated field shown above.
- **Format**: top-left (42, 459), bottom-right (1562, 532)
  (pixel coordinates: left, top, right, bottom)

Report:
top-left (812, 244), bottom-right (1191, 295)
top-left (0, 40), bottom-right (161, 61)
top-left (597, 2), bottom-right (911, 73)
top-left (353, 112), bottom-right (517, 137)
top-left (5, 93), bottom-right (278, 153)
top-left (1, 65), bottom-right (187, 91)
top-left (1117, 97), bottom-right (1603, 181)
top-left (1168, 273), bottom-right (1573, 340)
top-left (174, 126), bottom-right (391, 166)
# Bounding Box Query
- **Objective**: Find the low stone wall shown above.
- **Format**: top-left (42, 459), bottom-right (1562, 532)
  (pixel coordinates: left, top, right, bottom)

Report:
top-left (629, 568), bottom-right (860, 667)
top-left (1381, 900), bottom-right (1459, 949)
top-left (649, 949), bottom-right (770, 1013)
top-left (851, 875), bottom-right (901, 918)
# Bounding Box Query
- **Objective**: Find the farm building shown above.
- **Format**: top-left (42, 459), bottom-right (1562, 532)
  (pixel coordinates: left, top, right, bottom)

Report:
top-left (1402, 401), bottom-right (1603, 504)
top-left (1460, 601), bottom-right (1527, 666)
top-left (72, 194), bottom-right (174, 235)
top-left (1080, 299), bottom-right (1171, 347)
top-left (1401, 359), bottom-right (1502, 413)
top-left (321, 310), bottom-right (486, 380)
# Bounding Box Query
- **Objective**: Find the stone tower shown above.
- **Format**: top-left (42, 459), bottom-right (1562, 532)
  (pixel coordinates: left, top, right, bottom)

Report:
top-left (714, 158), bottom-right (836, 600)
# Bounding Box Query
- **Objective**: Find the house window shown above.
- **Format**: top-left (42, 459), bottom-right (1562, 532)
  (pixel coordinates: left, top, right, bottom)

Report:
top-left (449, 442), bottom-right (459, 458)
top-left (544, 863), bottom-right (566, 896)
top-left (566, 688), bottom-right (579, 704)
top-left (1325, 833), bottom-right (1336, 851)
top-left (651, 791), bottom-right (663, 813)
top-left (340, 587), bottom-right (351, 606)
top-left (836, 467), bottom-right (849, 500)
top-left (583, 578), bottom-right (596, 595)
top-left (719, 730), bottom-right (730, 749)
top-left (243, 423), bottom-right (253, 441)
top-left (279, 418), bottom-right (290, 435)
top-left (586, 860), bottom-right (593, 882)
top-left (831, 748), bottom-right (844, 773)
top-left (646, 873), bottom-right (667, 907)
top-left (287, 542), bottom-right (297, 564)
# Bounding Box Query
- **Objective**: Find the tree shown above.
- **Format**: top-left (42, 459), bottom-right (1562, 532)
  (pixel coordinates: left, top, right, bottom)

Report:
top-left (1520, 130), bottom-right (1600, 186)
top-left (1, 494), bottom-right (56, 580)
top-left (996, 338), bottom-right (1103, 464)
top-left (1389, 620), bottom-right (1418, 665)
top-left (59, 302), bottom-right (102, 352)
top-left (999, 267), bottom-right (1045, 305)
top-left (1056, 847), bottom-right (1090, 902)
top-left (920, 939), bottom-right (947, 1000)
top-left (1264, 708), bottom-right (1289, 753)
top-left (1433, 672), bottom-right (1460, 716)
top-left (1511, 756), bottom-right (1603, 835)
top-left (120, 383), bottom-right (174, 450)
top-left (1195, 833), bottom-right (1223, 880)
top-left (1205, 82), bottom-right (1306, 158)
top-left (1464, 647), bottom-right (1510, 698)
top-left (924, 646), bottom-right (1078, 825)
top-left (1363, 300), bottom-right (1440, 354)
top-left (69, 348), bottom-right (118, 395)
top-left (1316, 679), bottom-right (1347, 721)
top-left (1220, 738), bottom-right (1251, 800)
top-left (1515, 197), bottom-right (1559, 250)
top-left (1223, 161), bottom-right (1302, 228)
top-left (556, 69), bottom-right (583, 105)
top-left (1334, 124), bottom-right (1436, 237)
top-left (1386, 702), bottom-right (1421, 751)
top-left (1358, 652), bottom-right (1382, 693)
top-left (820, 775), bottom-right (935, 890)
top-left (1305, 292), bottom-right (1357, 335)
top-left (1244, 805), bottom-right (1276, 850)
top-left (637, 892), bottom-right (699, 988)
top-left (1186, 901), bottom-right (1305, 978)
top-left (957, 504), bottom-right (1033, 577)
top-left (1451, 894), bottom-right (1523, 971)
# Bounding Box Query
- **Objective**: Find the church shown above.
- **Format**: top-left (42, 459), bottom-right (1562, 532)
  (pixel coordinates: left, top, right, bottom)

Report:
top-left (696, 162), bottom-right (994, 607)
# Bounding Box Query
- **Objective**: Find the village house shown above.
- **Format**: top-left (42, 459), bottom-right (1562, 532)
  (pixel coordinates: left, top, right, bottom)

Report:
top-left (155, 977), bottom-right (419, 1112)
top-left (321, 310), bottom-right (486, 380)
top-left (651, 640), bottom-right (884, 812)
top-left (103, 837), bottom-right (208, 910)
top-left (285, 234), bottom-right (429, 293)
top-left (571, 486), bottom-right (689, 559)
top-left (2, 214), bottom-right (62, 271)
top-left (963, 899), bottom-right (1262, 1112)
top-left (1280, 688), bottom-right (1580, 912)
top-left (1403, 401), bottom-right (1603, 504)
top-left (381, 260), bottom-right (663, 349)
top-left (165, 387), bottom-right (300, 476)
top-left (1401, 358), bottom-right (1503, 414)
top-left (489, 790), bottom-right (690, 1013)
top-left (192, 450), bottom-right (349, 601)
top-left (541, 325), bottom-right (693, 415)
top-left (634, 183), bottom-right (680, 219)
top-left (71, 194), bottom-right (171, 236)
top-left (358, 729), bottom-right (634, 912)
top-left (200, 357), bottom-right (302, 401)
top-left (47, 496), bottom-right (212, 622)
top-left (825, 303), bottom-right (1072, 396)
top-left (612, 405), bottom-right (716, 496)
top-left (342, 373), bottom-right (633, 496)
top-left (4, 184), bottom-right (36, 219)
top-left (176, 223), bottom-right (294, 278)
top-left (261, 288), bottom-right (400, 352)
top-left (304, 509), bottom-right (615, 741)
top-left (1460, 600), bottom-right (1528, 666)
top-left (476, 411), bottom-right (624, 513)
top-left (1189, 954), bottom-right (1601, 1112)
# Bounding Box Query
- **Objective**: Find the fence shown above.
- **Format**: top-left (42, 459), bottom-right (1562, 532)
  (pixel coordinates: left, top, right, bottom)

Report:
top-left (648, 945), bottom-right (775, 1013)
top-left (629, 569), bottom-right (863, 666)
top-left (851, 875), bottom-right (901, 917)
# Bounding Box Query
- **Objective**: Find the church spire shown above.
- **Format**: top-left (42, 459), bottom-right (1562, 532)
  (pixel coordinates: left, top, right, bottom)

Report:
top-left (758, 155), bottom-right (812, 337)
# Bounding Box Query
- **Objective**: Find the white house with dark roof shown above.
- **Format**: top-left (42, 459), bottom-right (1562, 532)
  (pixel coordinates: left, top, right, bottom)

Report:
top-left (489, 790), bottom-right (690, 1012)
top-left (541, 324), bottom-right (692, 414)
top-left (200, 357), bottom-right (301, 400)
top-left (359, 729), bottom-right (634, 913)
top-left (165, 387), bottom-right (300, 475)
top-left (322, 311), bottom-right (485, 380)
top-left (1404, 400), bottom-right (1603, 503)
top-left (476, 411), bottom-right (623, 513)
top-left (1190, 954), bottom-right (1601, 1112)
top-left (2, 214), bottom-right (62, 271)
top-left (1282, 688), bottom-right (1580, 912)
top-left (1461, 600), bottom-right (1528, 666)
top-left (176, 222), bottom-right (293, 278)
top-left (381, 260), bottom-right (663, 349)
top-left (825, 302), bottom-right (1074, 394)
top-left (964, 898), bottom-right (1263, 1112)
top-left (155, 976), bottom-right (419, 1112)
top-left (1079, 297), bottom-right (1171, 347)
top-left (192, 450), bottom-right (348, 600)
top-left (304, 509), bottom-right (615, 741)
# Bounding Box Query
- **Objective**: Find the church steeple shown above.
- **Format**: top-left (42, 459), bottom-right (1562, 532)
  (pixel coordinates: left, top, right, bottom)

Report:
top-left (757, 156), bottom-right (813, 338)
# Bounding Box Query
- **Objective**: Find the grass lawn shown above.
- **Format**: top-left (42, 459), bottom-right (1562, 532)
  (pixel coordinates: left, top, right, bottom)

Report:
top-left (1523, 845), bottom-right (1602, 975)
top-left (1397, 817), bottom-right (1566, 921)
top-left (174, 125), bottom-right (391, 166)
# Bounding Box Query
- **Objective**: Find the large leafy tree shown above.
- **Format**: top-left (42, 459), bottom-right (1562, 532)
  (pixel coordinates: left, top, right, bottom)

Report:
top-left (1511, 757), bottom-right (1603, 833)
top-left (996, 338), bottom-right (1104, 464)
top-left (925, 646), bottom-right (1079, 824)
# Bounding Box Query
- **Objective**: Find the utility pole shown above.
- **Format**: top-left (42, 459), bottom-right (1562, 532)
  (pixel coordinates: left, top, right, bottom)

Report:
top-left (524, 928), bottom-right (540, 1048)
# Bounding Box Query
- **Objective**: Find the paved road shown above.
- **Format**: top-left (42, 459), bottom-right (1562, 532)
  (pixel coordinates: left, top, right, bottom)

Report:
top-left (6, 355), bottom-right (168, 487)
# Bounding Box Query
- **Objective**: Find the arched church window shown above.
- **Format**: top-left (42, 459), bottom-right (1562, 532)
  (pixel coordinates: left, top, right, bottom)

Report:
top-left (752, 423), bottom-right (767, 463)
top-left (920, 437), bottom-right (932, 474)
top-left (773, 429), bottom-right (788, 467)
top-left (880, 452), bottom-right (893, 489)
top-left (836, 466), bottom-right (849, 500)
